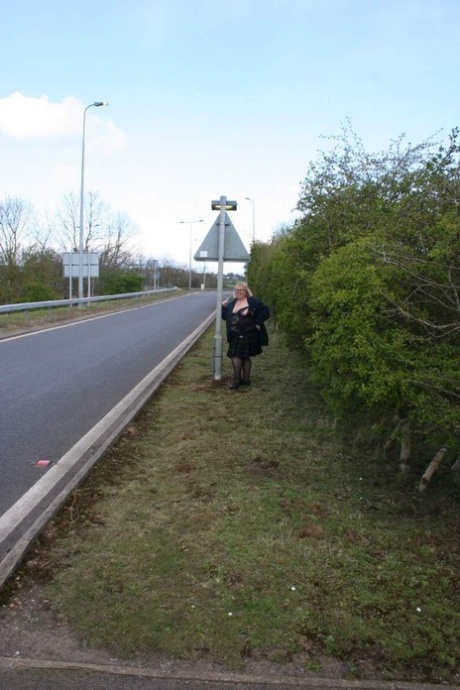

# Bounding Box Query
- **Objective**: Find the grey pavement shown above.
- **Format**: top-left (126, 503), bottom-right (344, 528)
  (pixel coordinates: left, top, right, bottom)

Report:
top-left (0, 659), bottom-right (458, 690)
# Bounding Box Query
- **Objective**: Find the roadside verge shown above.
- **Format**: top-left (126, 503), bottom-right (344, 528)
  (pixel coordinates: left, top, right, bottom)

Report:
top-left (0, 311), bottom-right (215, 590)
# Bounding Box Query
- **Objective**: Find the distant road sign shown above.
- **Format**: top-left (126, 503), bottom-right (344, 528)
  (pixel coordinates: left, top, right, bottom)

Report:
top-left (63, 252), bottom-right (99, 278)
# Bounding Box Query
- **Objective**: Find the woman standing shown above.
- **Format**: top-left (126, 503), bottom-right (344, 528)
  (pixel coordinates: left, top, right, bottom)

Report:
top-left (221, 282), bottom-right (270, 389)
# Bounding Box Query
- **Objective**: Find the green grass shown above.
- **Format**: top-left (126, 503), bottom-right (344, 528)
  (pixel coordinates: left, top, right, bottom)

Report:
top-left (9, 327), bottom-right (460, 682)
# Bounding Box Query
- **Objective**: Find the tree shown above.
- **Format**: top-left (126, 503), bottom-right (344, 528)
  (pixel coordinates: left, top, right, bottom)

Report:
top-left (98, 211), bottom-right (138, 271)
top-left (21, 247), bottom-right (64, 300)
top-left (0, 197), bottom-right (34, 302)
top-left (97, 269), bottom-right (144, 295)
top-left (52, 191), bottom-right (139, 295)
top-left (53, 191), bottom-right (110, 252)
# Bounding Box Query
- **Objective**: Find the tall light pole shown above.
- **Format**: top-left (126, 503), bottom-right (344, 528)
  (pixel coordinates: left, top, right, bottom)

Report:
top-left (79, 101), bottom-right (108, 302)
top-left (244, 196), bottom-right (255, 242)
top-left (180, 219), bottom-right (203, 289)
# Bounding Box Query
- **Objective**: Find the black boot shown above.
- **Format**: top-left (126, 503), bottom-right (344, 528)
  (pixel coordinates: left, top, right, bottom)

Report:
top-left (229, 379), bottom-right (240, 389)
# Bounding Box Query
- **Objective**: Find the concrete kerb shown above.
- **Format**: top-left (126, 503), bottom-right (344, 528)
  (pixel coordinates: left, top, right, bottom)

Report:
top-left (0, 311), bottom-right (216, 590)
top-left (0, 657), bottom-right (458, 690)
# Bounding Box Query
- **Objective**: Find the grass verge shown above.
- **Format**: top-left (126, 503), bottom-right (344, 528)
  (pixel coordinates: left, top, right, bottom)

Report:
top-left (4, 327), bottom-right (459, 683)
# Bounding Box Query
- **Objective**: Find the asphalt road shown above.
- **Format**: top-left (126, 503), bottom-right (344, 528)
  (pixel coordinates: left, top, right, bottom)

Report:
top-left (0, 292), bottom-right (217, 518)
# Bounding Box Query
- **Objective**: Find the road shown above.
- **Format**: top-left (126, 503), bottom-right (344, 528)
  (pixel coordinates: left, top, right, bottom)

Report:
top-left (0, 292), bottom-right (217, 518)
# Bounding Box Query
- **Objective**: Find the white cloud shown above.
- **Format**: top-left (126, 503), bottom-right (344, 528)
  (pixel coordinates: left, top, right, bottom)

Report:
top-left (91, 117), bottom-right (127, 155)
top-left (0, 92), bottom-right (125, 153)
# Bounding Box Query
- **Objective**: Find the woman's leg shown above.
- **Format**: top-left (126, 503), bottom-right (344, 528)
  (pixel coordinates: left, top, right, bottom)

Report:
top-left (242, 357), bottom-right (252, 384)
top-left (230, 357), bottom-right (243, 388)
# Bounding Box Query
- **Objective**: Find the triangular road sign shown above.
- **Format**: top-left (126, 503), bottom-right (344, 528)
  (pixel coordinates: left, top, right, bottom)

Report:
top-left (194, 212), bottom-right (250, 262)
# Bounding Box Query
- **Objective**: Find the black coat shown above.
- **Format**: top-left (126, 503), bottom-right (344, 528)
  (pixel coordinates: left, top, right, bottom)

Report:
top-left (221, 296), bottom-right (270, 346)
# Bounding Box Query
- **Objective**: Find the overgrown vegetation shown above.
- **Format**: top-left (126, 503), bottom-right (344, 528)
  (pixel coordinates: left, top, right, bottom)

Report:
top-left (248, 123), bottom-right (460, 487)
top-left (6, 329), bottom-right (459, 683)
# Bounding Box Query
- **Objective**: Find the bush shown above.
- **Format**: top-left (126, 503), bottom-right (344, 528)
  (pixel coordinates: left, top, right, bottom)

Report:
top-left (97, 271), bottom-right (144, 295)
top-left (20, 282), bottom-right (59, 303)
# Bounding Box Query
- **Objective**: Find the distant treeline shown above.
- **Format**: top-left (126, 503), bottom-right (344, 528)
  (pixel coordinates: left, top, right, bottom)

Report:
top-left (0, 190), bottom-right (224, 302)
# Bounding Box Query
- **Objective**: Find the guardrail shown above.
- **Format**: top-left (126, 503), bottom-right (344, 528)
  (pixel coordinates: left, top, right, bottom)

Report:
top-left (0, 287), bottom-right (179, 315)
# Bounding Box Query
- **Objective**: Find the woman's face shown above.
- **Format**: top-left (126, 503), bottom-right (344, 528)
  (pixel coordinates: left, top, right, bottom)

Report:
top-left (235, 286), bottom-right (247, 298)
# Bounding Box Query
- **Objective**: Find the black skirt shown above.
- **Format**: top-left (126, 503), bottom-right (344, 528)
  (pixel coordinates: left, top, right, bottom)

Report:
top-left (227, 328), bottom-right (262, 358)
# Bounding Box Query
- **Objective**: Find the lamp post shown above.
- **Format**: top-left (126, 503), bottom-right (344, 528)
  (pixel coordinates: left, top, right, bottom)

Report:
top-left (180, 219), bottom-right (203, 289)
top-left (78, 101), bottom-right (108, 303)
top-left (244, 196), bottom-right (255, 242)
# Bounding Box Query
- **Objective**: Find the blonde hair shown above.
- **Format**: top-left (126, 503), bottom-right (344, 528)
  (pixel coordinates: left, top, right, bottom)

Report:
top-left (233, 282), bottom-right (253, 297)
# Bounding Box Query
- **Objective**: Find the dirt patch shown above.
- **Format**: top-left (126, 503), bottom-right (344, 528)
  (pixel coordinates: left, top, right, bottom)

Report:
top-left (0, 582), bottom-right (117, 666)
top-left (0, 580), bottom-right (348, 681)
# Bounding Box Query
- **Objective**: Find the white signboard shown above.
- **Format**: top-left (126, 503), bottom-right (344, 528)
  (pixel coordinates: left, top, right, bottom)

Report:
top-left (63, 252), bottom-right (99, 278)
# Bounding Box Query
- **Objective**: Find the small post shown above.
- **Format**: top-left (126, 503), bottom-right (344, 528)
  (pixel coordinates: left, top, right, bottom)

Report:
top-left (69, 250), bottom-right (73, 301)
top-left (87, 251), bottom-right (91, 299)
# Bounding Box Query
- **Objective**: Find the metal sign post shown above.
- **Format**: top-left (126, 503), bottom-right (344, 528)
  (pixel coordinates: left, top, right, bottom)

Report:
top-left (195, 198), bottom-right (246, 382)
top-left (213, 196), bottom-right (227, 381)
top-left (63, 252), bottom-right (99, 301)
top-left (69, 248), bottom-right (73, 300)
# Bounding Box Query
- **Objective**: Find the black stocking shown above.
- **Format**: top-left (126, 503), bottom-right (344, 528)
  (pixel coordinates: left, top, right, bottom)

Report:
top-left (231, 357), bottom-right (243, 385)
top-left (242, 358), bottom-right (252, 383)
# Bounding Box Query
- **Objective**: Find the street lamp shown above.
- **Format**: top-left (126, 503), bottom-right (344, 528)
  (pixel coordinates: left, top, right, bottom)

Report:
top-left (78, 101), bottom-right (108, 302)
top-left (244, 196), bottom-right (255, 242)
top-left (180, 219), bottom-right (203, 289)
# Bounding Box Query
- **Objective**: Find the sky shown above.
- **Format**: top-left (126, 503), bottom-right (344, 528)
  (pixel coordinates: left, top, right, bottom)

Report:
top-left (1, 0), bottom-right (460, 273)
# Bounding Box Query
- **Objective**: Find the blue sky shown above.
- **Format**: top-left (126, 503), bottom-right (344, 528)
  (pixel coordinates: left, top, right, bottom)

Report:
top-left (1, 0), bottom-right (459, 270)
